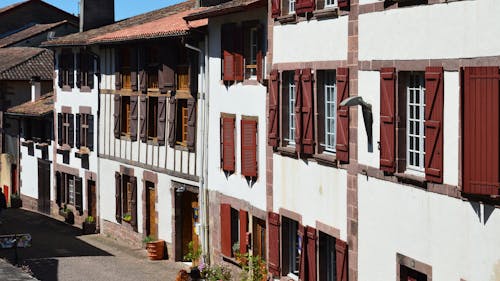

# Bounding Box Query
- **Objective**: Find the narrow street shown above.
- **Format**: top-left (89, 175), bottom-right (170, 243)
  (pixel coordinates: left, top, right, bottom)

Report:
top-left (0, 208), bottom-right (187, 281)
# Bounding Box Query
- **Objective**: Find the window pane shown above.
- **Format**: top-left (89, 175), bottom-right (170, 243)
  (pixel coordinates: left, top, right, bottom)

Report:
top-left (406, 72), bottom-right (426, 171)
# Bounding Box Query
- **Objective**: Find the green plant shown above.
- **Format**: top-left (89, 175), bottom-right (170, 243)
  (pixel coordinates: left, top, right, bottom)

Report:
top-left (238, 253), bottom-right (268, 281)
top-left (142, 235), bottom-right (155, 243)
top-left (183, 240), bottom-right (202, 262)
top-left (205, 264), bottom-right (232, 281)
top-left (232, 241), bottom-right (240, 257)
top-left (85, 216), bottom-right (95, 223)
top-left (122, 213), bottom-right (132, 222)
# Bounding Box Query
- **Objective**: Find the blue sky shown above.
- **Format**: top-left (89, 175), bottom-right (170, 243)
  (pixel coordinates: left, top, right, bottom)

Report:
top-left (0, 0), bottom-right (183, 20)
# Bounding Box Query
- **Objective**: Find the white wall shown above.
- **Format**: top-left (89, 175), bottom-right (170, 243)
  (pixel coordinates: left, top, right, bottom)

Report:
top-left (273, 16), bottom-right (348, 64)
top-left (19, 139), bottom-right (54, 200)
top-left (273, 155), bottom-right (348, 240)
top-left (206, 12), bottom-right (268, 211)
top-left (358, 176), bottom-right (500, 281)
top-left (357, 70), bottom-right (460, 186)
top-left (359, 0), bottom-right (500, 60)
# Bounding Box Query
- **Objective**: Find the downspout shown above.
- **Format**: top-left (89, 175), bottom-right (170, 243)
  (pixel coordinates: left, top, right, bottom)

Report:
top-left (185, 37), bottom-right (210, 264)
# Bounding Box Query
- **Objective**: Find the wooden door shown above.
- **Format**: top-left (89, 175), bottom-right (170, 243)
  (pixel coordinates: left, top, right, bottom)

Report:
top-left (37, 159), bottom-right (51, 214)
top-left (87, 180), bottom-right (97, 218)
top-left (180, 191), bottom-right (199, 260)
top-left (146, 182), bottom-right (157, 238)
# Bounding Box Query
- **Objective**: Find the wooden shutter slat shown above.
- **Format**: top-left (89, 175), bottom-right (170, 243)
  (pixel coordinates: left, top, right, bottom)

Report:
top-left (256, 50), bottom-right (263, 83)
top-left (87, 53), bottom-right (94, 89)
top-left (424, 67), bottom-right (444, 183)
top-left (130, 95), bottom-right (138, 141)
top-left (76, 52), bottom-right (81, 89)
top-left (223, 51), bottom-right (235, 81)
top-left (301, 68), bottom-right (314, 155)
top-left (463, 67), bottom-right (500, 195)
top-left (241, 119), bottom-right (258, 177)
top-left (294, 69), bottom-right (303, 154)
top-left (222, 117), bottom-right (236, 172)
top-left (306, 226), bottom-right (317, 281)
top-left (269, 70), bottom-right (280, 148)
top-left (268, 212), bottom-right (281, 277)
top-left (336, 67), bottom-right (350, 162)
top-left (272, 0), bottom-right (281, 18)
top-left (187, 97), bottom-right (196, 151)
top-left (58, 113), bottom-right (63, 146)
top-left (76, 114), bottom-right (81, 149)
top-left (157, 96), bottom-right (167, 145)
top-left (115, 48), bottom-right (121, 90)
top-left (68, 52), bottom-right (74, 88)
top-left (131, 47), bottom-right (138, 91)
top-left (167, 97), bottom-right (176, 147)
top-left (88, 114), bottom-right (94, 151)
top-left (380, 67), bottom-right (396, 173)
top-left (58, 53), bottom-right (63, 88)
top-left (239, 209), bottom-right (248, 254)
top-left (296, 0), bottom-right (315, 14)
top-left (115, 172), bottom-right (122, 223)
top-left (114, 95), bottom-right (121, 138)
top-left (338, 0), bottom-right (350, 9)
top-left (139, 96), bottom-right (147, 142)
top-left (335, 239), bottom-right (348, 281)
top-left (69, 113), bottom-right (74, 148)
top-left (220, 204), bottom-right (232, 257)
top-left (131, 176), bottom-right (138, 231)
top-left (56, 171), bottom-right (62, 206)
top-left (75, 177), bottom-right (83, 215)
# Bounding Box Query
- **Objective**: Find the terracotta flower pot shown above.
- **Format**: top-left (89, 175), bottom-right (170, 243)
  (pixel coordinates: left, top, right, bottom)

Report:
top-left (82, 221), bottom-right (96, 235)
top-left (146, 240), bottom-right (165, 260)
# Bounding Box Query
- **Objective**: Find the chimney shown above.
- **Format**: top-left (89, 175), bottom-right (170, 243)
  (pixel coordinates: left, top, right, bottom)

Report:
top-left (30, 76), bottom-right (41, 102)
top-left (79, 0), bottom-right (115, 32)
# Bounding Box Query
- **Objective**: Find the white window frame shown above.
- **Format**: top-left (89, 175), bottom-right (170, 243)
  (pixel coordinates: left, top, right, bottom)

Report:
top-left (289, 0), bottom-right (296, 13)
top-left (283, 217), bottom-right (300, 278)
top-left (68, 177), bottom-right (75, 205)
top-left (323, 71), bottom-right (337, 153)
top-left (406, 72), bottom-right (426, 173)
top-left (287, 76), bottom-right (296, 146)
top-left (325, 0), bottom-right (337, 8)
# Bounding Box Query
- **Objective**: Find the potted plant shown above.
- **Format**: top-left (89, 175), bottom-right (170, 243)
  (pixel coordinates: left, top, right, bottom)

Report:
top-left (143, 236), bottom-right (165, 260)
top-left (82, 216), bottom-right (96, 235)
top-left (122, 212), bottom-right (132, 223)
top-left (204, 264), bottom-right (232, 281)
top-left (184, 241), bottom-right (202, 266)
top-left (238, 253), bottom-right (268, 281)
top-left (10, 193), bottom-right (22, 208)
top-left (59, 205), bottom-right (74, 224)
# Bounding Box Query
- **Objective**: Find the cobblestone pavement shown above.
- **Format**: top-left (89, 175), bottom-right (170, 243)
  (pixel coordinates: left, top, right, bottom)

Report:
top-left (0, 208), bottom-right (188, 281)
top-left (0, 259), bottom-right (38, 281)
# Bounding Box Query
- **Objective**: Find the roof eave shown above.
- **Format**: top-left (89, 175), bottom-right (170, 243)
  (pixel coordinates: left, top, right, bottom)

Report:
top-left (184, 0), bottom-right (266, 21)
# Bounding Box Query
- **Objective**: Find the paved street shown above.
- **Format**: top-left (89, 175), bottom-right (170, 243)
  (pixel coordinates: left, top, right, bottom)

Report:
top-left (0, 208), bottom-right (187, 281)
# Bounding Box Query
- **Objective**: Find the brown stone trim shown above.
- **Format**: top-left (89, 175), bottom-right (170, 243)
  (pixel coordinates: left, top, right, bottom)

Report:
top-left (79, 106), bottom-right (92, 115)
top-left (171, 180), bottom-right (199, 194)
top-left (84, 171), bottom-right (97, 182)
top-left (55, 163), bottom-right (79, 176)
top-left (218, 192), bottom-right (267, 220)
top-left (61, 106), bottom-right (72, 114)
top-left (279, 207), bottom-right (302, 224)
top-left (62, 85), bottom-right (72, 92)
top-left (242, 80), bottom-right (260, 86)
top-left (273, 60), bottom-right (348, 72)
top-left (120, 165), bottom-right (134, 177)
top-left (80, 86), bottom-right (91, 93)
top-left (143, 170), bottom-right (158, 184)
top-left (396, 253), bottom-right (433, 281)
top-left (359, 56), bottom-right (500, 71)
top-left (315, 220), bottom-right (341, 239)
top-left (99, 153), bottom-right (199, 182)
top-left (359, 0), bottom-right (464, 15)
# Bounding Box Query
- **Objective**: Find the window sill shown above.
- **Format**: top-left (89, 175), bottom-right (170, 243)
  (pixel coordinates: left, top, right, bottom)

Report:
top-left (174, 144), bottom-right (189, 152)
top-left (221, 255), bottom-right (242, 268)
top-left (277, 147), bottom-right (298, 159)
top-left (313, 7), bottom-right (338, 19)
top-left (394, 172), bottom-right (427, 189)
top-left (286, 273), bottom-right (299, 281)
top-left (313, 153), bottom-right (337, 167)
top-left (61, 85), bottom-right (72, 92)
top-left (75, 148), bottom-right (90, 158)
top-left (21, 140), bottom-right (34, 147)
top-left (277, 14), bottom-right (296, 24)
top-left (120, 135), bottom-right (131, 141)
top-left (79, 86), bottom-right (92, 93)
top-left (57, 145), bottom-right (71, 154)
top-left (35, 143), bottom-right (49, 150)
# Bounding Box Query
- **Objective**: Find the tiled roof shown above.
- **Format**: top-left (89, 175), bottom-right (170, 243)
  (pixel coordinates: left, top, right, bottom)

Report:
top-left (7, 92), bottom-right (54, 116)
top-left (0, 0), bottom-right (26, 15)
top-left (0, 47), bottom-right (53, 80)
top-left (184, 0), bottom-right (266, 21)
top-left (0, 20), bottom-right (73, 48)
top-left (91, 9), bottom-right (208, 44)
top-left (43, 0), bottom-right (198, 47)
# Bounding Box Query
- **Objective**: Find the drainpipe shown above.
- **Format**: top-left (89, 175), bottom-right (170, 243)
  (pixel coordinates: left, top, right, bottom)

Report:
top-left (185, 38), bottom-right (210, 264)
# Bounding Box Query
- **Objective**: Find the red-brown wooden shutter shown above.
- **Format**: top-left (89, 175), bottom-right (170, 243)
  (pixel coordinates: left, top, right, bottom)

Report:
top-left (301, 68), bottom-right (314, 155)
top-left (187, 97), bottom-right (196, 151)
top-left (131, 176), bottom-right (138, 231)
top-left (222, 117), bottom-right (236, 172)
top-left (268, 70), bottom-right (280, 148)
top-left (58, 113), bottom-right (63, 146)
top-left (241, 119), bottom-right (258, 177)
top-left (157, 96), bottom-right (167, 145)
top-left (239, 209), bottom-right (248, 254)
top-left (115, 172), bottom-right (122, 223)
top-left (296, 0), bottom-right (315, 14)
top-left (272, 0), bottom-right (281, 18)
top-left (380, 67), bottom-right (396, 173)
top-left (130, 95), bottom-right (138, 141)
top-left (268, 212), bottom-right (281, 277)
top-left (424, 67), bottom-right (444, 183)
top-left (114, 94), bottom-right (121, 138)
top-left (139, 96), bottom-right (147, 142)
top-left (76, 51), bottom-right (81, 89)
top-left (336, 67), bottom-right (350, 162)
top-left (115, 49), bottom-right (121, 90)
top-left (294, 69), bottom-right (303, 154)
top-left (130, 47), bottom-right (138, 91)
top-left (75, 114), bottom-right (81, 149)
top-left (69, 113), bottom-right (74, 147)
top-left (338, 0), bottom-right (350, 9)
top-left (88, 114), bottom-right (94, 151)
top-left (223, 51), bottom-right (235, 81)
top-left (335, 239), bottom-right (348, 281)
top-left (220, 203), bottom-right (232, 257)
top-left (58, 53), bottom-right (63, 89)
top-left (75, 177), bottom-right (83, 215)
top-left (306, 226), bottom-right (317, 281)
top-left (463, 67), bottom-right (500, 196)
top-left (256, 50), bottom-right (263, 83)
top-left (168, 97), bottom-right (176, 147)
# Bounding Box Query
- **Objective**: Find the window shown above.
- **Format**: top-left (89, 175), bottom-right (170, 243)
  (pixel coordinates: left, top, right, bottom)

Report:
top-left (56, 172), bottom-right (82, 214)
top-left (148, 97), bottom-right (158, 139)
top-left (59, 49), bottom-right (74, 89)
top-left (289, 0), bottom-right (296, 13)
top-left (406, 72), bottom-right (426, 172)
top-left (177, 65), bottom-right (189, 92)
top-left (320, 70), bottom-right (337, 153)
top-left (58, 112), bottom-right (74, 147)
top-left (176, 99), bottom-right (188, 145)
top-left (241, 118), bottom-right (258, 178)
top-left (220, 204), bottom-right (244, 258)
top-left (282, 71), bottom-right (296, 146)
top-left (325, 0), bottom-right (336, 7)
top-left (77, 113), bottom-right (93, 151)
top-left (318, 232), bottom-right (336, 281)
top-left (121, 96), bottom-right (131, 135)
top-left (221, 115), bottom-right (236, 172)
top-left (146, 46), bottom-right (159, 90)
top-left (77, 51), bottom-right (94, 89)
top-left (230, 207), bottom-right (240, 257)
top-left (115, 172), bottom-right (138, 230)
top-left (282, 217), bottom-right (300, 277)
top-left (68, 176), bottom-right (75, 205)
top-left (253, 217), bottom-right (266, 260)
top-left (120, 47), bottom-right (132, 89)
